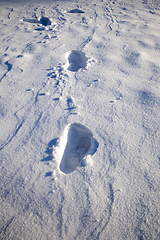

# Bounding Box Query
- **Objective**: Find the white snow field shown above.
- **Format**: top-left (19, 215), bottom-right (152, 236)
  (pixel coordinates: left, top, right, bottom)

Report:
top-left (0, 0), bottom-right (160, 239)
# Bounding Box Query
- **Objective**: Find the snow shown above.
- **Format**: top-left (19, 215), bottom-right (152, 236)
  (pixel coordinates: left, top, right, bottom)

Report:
top-left (0, 0), bottom-right (160, 239)
top-left (58, 123), bottom-right (96, 174)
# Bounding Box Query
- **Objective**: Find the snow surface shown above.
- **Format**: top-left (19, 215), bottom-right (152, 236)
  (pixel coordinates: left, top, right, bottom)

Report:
top-left (0, 0), bottom-right (160, 239)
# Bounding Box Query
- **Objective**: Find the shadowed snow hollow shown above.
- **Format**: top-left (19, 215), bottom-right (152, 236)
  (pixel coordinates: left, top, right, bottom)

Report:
top-left (56, 123), bottom-right (98, 174)
top-left (68, 9), bottom-right (85, 13)
top-left (23, 16), bottom-right (51, 26)
top-left (65, 50), bottom-right (88, 72)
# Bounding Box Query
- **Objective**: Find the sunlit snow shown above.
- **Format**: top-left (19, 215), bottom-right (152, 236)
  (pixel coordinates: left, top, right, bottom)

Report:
top-left (0, 0), bottom-right (160, 239)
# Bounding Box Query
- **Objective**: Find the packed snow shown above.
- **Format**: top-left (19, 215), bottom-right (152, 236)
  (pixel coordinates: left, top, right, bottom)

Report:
top-left (0, 0), bottom-right (160, 239)
top-left (57, 123), bottom-right (98, 174)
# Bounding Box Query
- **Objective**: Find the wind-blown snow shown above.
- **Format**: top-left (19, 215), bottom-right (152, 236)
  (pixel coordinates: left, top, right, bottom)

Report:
top-left (0, 0), bottom-right (160, 239)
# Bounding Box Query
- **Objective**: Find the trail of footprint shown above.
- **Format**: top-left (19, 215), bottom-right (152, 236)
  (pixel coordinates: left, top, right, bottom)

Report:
top-left (8, 8), bottom-right (13, 20)
top-left (103, 3), bottom-right (119, 33)
top-left (46, 50), bottom-right (95, 100)
top-left (56, 123), bottom-right (98, 174)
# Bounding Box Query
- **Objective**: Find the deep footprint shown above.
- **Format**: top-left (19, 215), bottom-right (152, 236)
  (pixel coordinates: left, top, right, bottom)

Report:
top-left (23, 16), bottom-right (51, 26)
top-left (65, 50), bottom-right (88, 72)
top-left (58, 123), bottom-right (98, 174)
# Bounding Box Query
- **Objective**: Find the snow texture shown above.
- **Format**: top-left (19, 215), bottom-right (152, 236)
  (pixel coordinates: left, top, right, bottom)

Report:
top-left (0, 0), bottom-right (160, 239)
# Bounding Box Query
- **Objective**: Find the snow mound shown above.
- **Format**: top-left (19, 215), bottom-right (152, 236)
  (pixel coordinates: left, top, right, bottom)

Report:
top-left (56, 123), bottom-right (98, 174)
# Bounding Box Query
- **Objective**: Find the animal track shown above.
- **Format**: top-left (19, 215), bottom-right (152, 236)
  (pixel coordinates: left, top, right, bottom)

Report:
top-left (46, 63), bottom-right (69, 97)
top-left (65, 50), bottom-right (88, 72)
top-left (65, 97), bottom-right (77, 114)
top-left (57, 123), bottom-right (98, 174)
top-left (41, 138), bottom-right (59, 178)
top-left (0, 61), bottom-right (13, 83)
top-left (109, 92), bottom-right (123, 103)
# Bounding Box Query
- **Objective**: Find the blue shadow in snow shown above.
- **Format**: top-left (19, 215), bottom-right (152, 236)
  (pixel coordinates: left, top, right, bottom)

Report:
top-left (67, 50), bottom-right (88, 72)
top-left (68, 9), bottom-right (85, 13)
top-left (80, 138), bottom-right (99, 167)
top-left (41, 138), bottom-right (58, 160)
top-left (138, 90), bottom-right (155, 107)
top-left (125, 51), bottom-right (140, 66)
top-left (45, 171), bottom-right (52, 177)
top-left (41, 138), bottom-right (59, 177)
